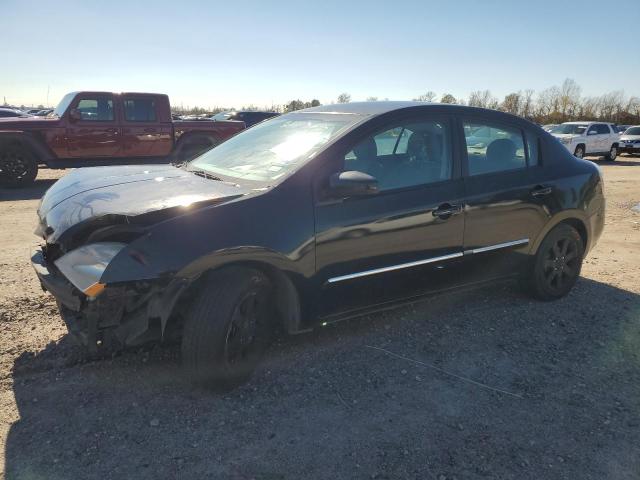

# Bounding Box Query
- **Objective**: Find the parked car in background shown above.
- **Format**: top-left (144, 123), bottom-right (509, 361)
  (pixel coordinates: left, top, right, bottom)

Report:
top-left (31, 101), bottom-right (605, 387)
top-left (32, 109), bottom-right (53, 117)
top-left (0, 108), bottom-right (31, 118)
top-left (618, 126), bottom-right (640, 155)
top-left (0, 91), bottom-right (245, 187)
top-left (211, 110), bottom-right (280, 127)
top-left (550, 121), bottom-right (619, 160)
top-left (614, 124), bottom-right (631, 133)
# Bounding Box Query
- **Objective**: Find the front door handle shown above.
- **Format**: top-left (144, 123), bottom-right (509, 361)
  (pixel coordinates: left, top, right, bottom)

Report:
top-left (531, 185), bottom-right (553, 197)
top-left (432, 203), bottom-right (462, 219)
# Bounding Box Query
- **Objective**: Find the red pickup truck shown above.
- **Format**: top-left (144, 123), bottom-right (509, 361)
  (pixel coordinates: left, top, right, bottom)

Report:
top-left (0, 91), bottom-right (245, 187)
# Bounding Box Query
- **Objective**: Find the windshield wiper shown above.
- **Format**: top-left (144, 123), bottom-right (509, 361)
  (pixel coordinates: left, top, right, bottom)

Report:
top-left (191, 169), bottom-right (223, 182)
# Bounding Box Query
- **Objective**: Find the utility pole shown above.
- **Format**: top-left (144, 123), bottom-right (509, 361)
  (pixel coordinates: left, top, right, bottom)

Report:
top-left (46, 85), bottom-right (50, 107)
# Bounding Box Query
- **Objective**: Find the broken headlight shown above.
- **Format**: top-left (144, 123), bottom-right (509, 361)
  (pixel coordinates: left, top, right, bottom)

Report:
top-left (54, 242), bottom-right (126, 297)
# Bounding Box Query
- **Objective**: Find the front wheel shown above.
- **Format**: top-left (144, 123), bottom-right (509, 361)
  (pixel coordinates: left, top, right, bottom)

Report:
top-left (181, 267), bottom-right (274, 388)
top-left (523, 224), bottom-right (584, 301)
top-left (605, 145), bottom-right (617, 161)
top-left (0, 144), bottom-right (38, 188)
top-left (574, 145), bottom-right (585, 159)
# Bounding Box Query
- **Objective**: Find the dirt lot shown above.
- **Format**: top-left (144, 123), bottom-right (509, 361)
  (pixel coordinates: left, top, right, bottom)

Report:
top-left (1, 158), bottom-right (639, 480)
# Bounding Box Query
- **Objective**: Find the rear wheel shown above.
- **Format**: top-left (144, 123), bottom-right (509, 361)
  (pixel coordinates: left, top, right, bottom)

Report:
top-left (181, 267), bottom-right (274, 388)
top-left (605, 144), bottom-right (617, 161)
top-left (175, 135), bottom-right (219, 163)
top-left (524, 224), bottom-right (584, 301)
top-left (0, 143), bottom-right (38, 188)
top-left (574, 145), bottom-right (585, 159)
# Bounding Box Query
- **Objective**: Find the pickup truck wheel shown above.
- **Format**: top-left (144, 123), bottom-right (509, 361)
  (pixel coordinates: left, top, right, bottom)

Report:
top-left (574, 145), bottom-right (585, 159)
top-left (0, 144), bottom-right (38, 188)
top-left (523, 224), bottom-right (584, 301)
top-left (605, 145), bottom-right (617, 161)
top-left (176, 135), bottom-right (219, 162)
top-left (181, 267), bottom-right (274, 388)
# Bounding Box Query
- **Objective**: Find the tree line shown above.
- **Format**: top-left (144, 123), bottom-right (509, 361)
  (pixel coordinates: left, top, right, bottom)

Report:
top-left (171, 79), bottom-right (640, 124)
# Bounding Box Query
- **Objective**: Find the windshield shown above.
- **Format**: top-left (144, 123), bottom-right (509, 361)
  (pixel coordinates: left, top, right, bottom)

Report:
top-left (189, 114), bottom-right (357, 182)
top-left (53, 92), bottom-right (76, 117)
top-left (623, 127), bottom-right (640, 135)
top-left (551, 124), bottom-right (588, 135)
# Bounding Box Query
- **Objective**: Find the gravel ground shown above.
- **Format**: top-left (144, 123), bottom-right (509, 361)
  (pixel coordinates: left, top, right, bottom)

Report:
top-left (1, 158), bottom-right (640, 480)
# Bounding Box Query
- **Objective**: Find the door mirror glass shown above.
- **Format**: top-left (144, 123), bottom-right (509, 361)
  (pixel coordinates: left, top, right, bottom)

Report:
top-left (69, 108), bottom-right (82, 121)
top-left (587, 129), bottom-right (597, 135)
top-left (329, 170), bottom-right (378, 197)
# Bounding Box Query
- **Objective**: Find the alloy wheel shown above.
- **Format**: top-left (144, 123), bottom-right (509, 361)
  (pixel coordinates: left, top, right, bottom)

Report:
top-left (0, 149), bottom-right (30, 181)
top-left (224, 291), bottom-right (263, 364)
top-left (574, 147), bottom-right (584, 159)
top-left (542, 237), bottom-right (580, 293)
top-left (609, 146), bottom-right (617, 160)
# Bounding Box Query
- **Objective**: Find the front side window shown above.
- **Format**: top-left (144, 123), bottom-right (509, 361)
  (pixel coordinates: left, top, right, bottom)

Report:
top-left (596, 124), bottom-right (611, 134)
top-left (189, 113), bottom-right (356, 182)
top-left (124, 98), bottom-right (156, 122)
top-left (464, 121), bottom-right (525, 175)
top-left (344, 119), bottom-right (452, 191)
top-left (76, 98), bottom-right (114, 121)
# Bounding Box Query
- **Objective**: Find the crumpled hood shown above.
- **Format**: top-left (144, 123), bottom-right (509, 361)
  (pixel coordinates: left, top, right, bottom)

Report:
top-left (38, 164), bottom-right (248, 243)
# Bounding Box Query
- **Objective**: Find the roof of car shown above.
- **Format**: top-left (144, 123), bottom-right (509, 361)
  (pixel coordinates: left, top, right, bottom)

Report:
top-left (299, 101), bottom-right (437, 115)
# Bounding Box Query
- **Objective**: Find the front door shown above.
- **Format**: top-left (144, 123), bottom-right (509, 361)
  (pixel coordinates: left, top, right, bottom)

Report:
top-left (313, 115), bottom-right (465, 318)
top-left (460, 117), bottom-right (551, 280)
top-left (66, 94), bottom-right (122, 157)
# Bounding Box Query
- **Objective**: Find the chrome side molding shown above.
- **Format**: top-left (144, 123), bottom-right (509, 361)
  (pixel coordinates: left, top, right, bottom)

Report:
top-left (327, 252), bottom-right (464, 284)
top-left (463, 238), bottom-right (529, 255)
top-left (326, 238), bottom-right (529, 284)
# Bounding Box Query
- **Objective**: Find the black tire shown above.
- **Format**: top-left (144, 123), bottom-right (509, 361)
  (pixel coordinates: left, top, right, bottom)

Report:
top-left (524, 224), bottom-right (584, 301)
top-left (574, 145), bottom-right (585, 159)
top-left (605, 144), bottom-right (617, 161)
top-left (181, 267), bottom-right (274, 388)
top-left (174, 135), bottom-right (219, 163)
top-left (0, 143), bottom-right (38, 188)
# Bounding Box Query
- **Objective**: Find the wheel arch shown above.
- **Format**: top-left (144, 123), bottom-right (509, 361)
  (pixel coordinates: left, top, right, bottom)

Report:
top-left (166, 255), bottom-right (305, 338)
top-left (0, 131), bottom-right (49, 163)
top-left (530, 211), bottom-right (589, 255)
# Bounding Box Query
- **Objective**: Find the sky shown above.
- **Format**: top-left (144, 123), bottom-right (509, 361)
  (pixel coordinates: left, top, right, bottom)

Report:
top-left (2, 0), bottom-right (639, 109)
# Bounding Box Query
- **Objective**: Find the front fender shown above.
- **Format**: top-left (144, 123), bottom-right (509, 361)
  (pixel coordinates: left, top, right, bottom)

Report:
top-left (0, 131), bottom-right (55, 162)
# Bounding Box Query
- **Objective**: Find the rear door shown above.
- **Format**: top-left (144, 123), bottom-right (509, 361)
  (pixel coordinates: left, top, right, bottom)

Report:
top-left (66, 94), bottom-right (122, 157)
top-left (121, 96), bottom-right (172, 157)
top-left (460, 117), bottom-right (551, 280)
top-left (313, 114), bottom-right (466, 317)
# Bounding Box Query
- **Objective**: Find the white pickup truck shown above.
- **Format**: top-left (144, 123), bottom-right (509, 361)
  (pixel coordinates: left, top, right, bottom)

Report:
top-left (550, 122), bottom-right (620, 160)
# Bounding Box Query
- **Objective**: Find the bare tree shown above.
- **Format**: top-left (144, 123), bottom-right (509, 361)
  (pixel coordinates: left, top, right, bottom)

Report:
top-left (366, 96), bottom-right (379, 102)
top-left (521, 89), bottom-right (534, 118)
top-left (468, 90), bottom-right (498, 109)
top-left (500, 92), bottom-right (522, 115)
top-left (440, 93), bottom-right (457, 104)
top-left (337, 93), bottom-right (351, 104)
top-left (558, 78), bottom-right (581, 121)
top-left (413, 91), bottom-right (437, 102)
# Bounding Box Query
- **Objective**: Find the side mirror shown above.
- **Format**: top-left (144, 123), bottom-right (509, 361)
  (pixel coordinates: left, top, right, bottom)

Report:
top-left (328, 170), bottom-right (378, 198)
top-left (69, 108), bottom-right (82, 121)
top-left (587, 130), bottom-right (597, 135)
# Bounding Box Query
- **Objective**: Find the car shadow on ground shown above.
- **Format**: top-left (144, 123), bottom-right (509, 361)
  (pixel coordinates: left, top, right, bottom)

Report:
top-left (0, 178), bottom-right (57, 201)
top-left (4, 277), bottom-right (640, 479)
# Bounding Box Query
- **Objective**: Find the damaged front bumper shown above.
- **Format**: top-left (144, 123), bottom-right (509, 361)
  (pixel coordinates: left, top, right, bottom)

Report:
top-left (31, 248), bottom-right (187, 353)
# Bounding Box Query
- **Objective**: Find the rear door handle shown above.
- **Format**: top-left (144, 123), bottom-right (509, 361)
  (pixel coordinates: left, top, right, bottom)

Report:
top-left (432, 203), bottom-right (462, 219)
top-left (531, 185), bottom-right (553, 197)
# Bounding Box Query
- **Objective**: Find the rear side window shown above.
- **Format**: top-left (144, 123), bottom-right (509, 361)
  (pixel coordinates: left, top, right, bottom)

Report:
top-left (124, 98), bottom-right (157, 122)
top-left (526, 131), bottom-right (539, 166)
top-left (76, 98), bottom-right (114, 121)
top-left (463, 121), bottom-right (525, 175)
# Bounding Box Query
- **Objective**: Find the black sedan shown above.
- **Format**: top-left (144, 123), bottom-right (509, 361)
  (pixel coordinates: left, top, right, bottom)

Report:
top-left (31, 102), bottom-right (605, 386)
